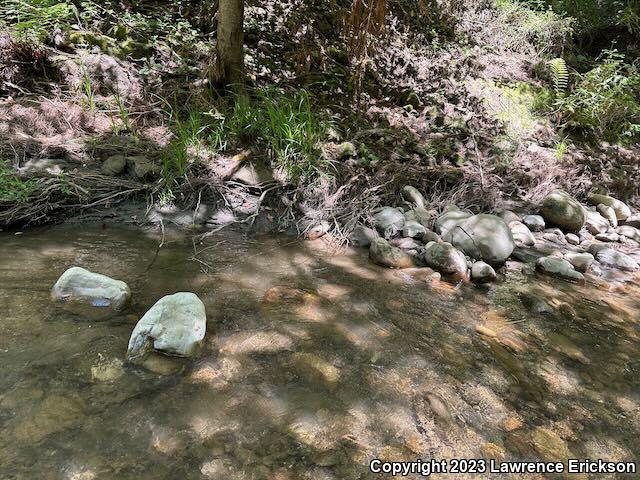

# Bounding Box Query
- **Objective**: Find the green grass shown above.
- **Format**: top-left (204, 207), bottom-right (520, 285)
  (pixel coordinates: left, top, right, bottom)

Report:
top-left (0, 162), bottom-right (37, 203)
top-left (159, 88), bottom-right (331, 200)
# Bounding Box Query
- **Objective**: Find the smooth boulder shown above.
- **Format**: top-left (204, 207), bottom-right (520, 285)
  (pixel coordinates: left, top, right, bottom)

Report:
top-left (442, 214), bottom-right (515, 264)
top-left (403, 220), bottom-right (427, 239)
top-left (617, 225), bottom-right (640, 243)
top-left (369, 238), bottom-right (413, 269)
top-left (585, 211), bottom-right (610, 235)
top-left (350, 225), bottom-right (378, 247)
top-left (523, 215), bottom-right (545, 232)
top-left (587, 194), bottom-right (631, 221)
top-left (596, 204), bottom-right (618, 228)
top-left (471, 261), bottom-right (497, 284)
top-left (593, 248), bottom-right (639, 272)
top-left (127, 292), bottom-right (207, 361)
top-left (373, 207), bottom-right (405, 239)
top-left (540, 190), bottom-right (586, 233)
top-left (402, 186), bottom-right (427, 209)
top-left (536, 257), bottom-right (585, 283)
top-left (564, 252), bottom-right (594, 273)
top-left (434, 207), bottom-right (472, 236)
top-left (421, 242), bottom-right (468, 277)
top-left (510, 221), bottom-right (536, 247)
top-left (52, 266), bottom-right (131, 311)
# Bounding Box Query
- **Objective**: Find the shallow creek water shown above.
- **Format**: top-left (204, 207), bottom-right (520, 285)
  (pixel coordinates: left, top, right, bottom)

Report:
top-left (0, 223), bottom-right (639, 479)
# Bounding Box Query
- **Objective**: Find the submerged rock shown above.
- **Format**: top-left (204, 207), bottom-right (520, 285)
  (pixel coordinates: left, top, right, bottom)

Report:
top-left (51, 266), bottom-right (131, 311)
top-left (540, 190), bottom-right (586, 233)
top-left (536, 257), bottom-right (585, 283)
top-left (127, 292), bottom-right (207, 361)
top-left (369, 238), bottom-right (414, 269)
top-left (421, 242), bottom-right (468, 277)
top-left (373, 207), bottom-right (405, 239)
top-left (587, 194), bottom-right (631, 221)
top-left (471, 261), bottom-right (497, 284)
top-left (442, 214), bottom-right (515, 264)
top-left (290, 352), bottom-right (340, 389)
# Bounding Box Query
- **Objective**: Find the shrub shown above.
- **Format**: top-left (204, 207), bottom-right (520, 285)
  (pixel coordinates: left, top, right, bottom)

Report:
top-left (553, 51), bottom-right (640, 141)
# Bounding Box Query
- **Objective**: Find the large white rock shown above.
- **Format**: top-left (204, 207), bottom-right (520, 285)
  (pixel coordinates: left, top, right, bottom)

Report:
top-left (51, 266), bottom-right (131, 311)
top-left (442, 214), bottom-right (515, 264)
top-left (127, 292), bottom-right (207, 361)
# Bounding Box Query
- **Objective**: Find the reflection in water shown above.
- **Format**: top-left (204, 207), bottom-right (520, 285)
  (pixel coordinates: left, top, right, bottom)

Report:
top-left (0, 224), bottom-right (639, 479)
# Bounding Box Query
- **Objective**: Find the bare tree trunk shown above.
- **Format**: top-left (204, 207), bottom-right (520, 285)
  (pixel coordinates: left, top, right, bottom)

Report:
top-left (215, 0), bottom-right (245, 88)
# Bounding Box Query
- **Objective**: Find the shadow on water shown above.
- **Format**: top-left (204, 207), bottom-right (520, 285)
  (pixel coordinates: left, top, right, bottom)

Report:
top-left (0, 223), bottom-right (639, 479)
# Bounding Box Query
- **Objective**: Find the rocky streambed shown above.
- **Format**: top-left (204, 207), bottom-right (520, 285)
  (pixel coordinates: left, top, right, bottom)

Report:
top-left (0, 217), bottom-right (639, 479)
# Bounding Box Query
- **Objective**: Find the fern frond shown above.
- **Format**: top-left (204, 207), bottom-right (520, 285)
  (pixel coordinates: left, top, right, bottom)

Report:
top-left (548, 58), bottom-right (569, 96)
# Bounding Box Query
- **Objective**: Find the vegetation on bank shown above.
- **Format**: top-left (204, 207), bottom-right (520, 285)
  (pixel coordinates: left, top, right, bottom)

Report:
top-left (0, 0), bottom-right (639, 228)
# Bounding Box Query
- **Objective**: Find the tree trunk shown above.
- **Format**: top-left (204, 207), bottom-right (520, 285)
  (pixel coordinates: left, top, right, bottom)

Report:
top-left (215, 0), bottom-right (245, 88)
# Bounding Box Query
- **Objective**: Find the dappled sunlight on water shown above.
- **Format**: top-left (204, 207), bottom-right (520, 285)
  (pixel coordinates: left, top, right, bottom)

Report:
top-left (0, 224), bottom-right (639, 479)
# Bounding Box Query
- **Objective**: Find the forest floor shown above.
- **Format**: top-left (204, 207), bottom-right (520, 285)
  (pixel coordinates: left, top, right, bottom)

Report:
top-left (1, 1), bottom-right (639, 236)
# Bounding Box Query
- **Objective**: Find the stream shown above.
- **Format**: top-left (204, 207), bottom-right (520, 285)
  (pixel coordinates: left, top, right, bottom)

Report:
top-left (0, 223), bottom-right (638, 479)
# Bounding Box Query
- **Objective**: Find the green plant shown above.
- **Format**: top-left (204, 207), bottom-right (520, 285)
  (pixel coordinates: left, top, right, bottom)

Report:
top-left (1, 0), bottom-right (75, 40)
top-left (554, 137), bottom-right (569, 158)
top-left (255, 89), bottom-right (330, 181)
top-left (113, 91), bottom-right (131, 132)
top-left (82, 70), bottom-right (96, 111)
top-left (0, 161), bottom-right (37, 203)
top-left (553, 51), bottom-right (640, 141)
top-left (548, 58), bottom-right (569, 95)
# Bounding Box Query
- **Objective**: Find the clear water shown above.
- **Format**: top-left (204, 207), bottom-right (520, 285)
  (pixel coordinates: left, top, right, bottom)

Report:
top-left (0, 224), bottom-right (638, 479)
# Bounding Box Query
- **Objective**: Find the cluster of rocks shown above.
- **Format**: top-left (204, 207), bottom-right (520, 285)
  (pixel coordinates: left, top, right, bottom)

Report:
top-left (51, 267), bottom-right (207, 361)
top-left (350, 186), bottom-right (640, 285)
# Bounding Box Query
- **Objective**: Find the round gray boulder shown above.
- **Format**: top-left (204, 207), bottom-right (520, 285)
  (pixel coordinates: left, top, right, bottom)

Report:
top-left (471, 261), bottom-right (497, 284)
top-left (373, 207), bottom-right (405, 239)
top-left (523, 215), bottom-right (545, 232)
top-left (442, 214), bottom-right (515, 264)
top-left (540, 190), bottom-right (586, 233)
top-left (421, 242), bottom-right (468, 277)
top-left (369, 238), bottom-right (414, 269)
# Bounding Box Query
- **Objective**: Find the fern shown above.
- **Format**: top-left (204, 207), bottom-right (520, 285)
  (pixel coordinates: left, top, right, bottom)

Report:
top-left (549, 58), bottom-right (569, 96)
